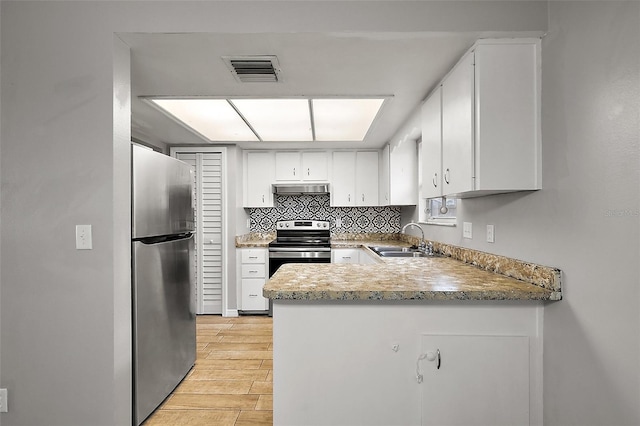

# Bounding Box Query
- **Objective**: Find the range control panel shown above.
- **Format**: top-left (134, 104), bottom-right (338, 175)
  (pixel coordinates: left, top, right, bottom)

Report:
top-left (276, 220), bottom-right (330, 230)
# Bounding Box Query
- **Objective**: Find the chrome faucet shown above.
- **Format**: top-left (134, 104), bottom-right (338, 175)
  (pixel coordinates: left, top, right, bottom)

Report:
top-left (401, 222), bottom-right (426, 252)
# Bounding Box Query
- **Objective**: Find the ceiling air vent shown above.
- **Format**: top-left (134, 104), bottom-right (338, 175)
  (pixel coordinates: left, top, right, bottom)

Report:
top-left (223, 55), bottom-right (281, 83)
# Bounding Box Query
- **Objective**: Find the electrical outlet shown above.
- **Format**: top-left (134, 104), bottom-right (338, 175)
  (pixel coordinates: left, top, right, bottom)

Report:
top-left (246, 218), bottom-right (251, 229)
top-left (0, 388), bottom-right (8, 412)
top-left (463, 222), bottom-right (473, 239)
top-left (335, 217), bottom-right (342, 228)
top-left (75, 225), bottom-right (92, 250)
top-left (486, 225), bottom-right (495, 243)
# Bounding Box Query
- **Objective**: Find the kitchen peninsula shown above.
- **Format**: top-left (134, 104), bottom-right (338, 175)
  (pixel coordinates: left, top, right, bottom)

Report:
top-left (264, 241), bottom-right (561, 426)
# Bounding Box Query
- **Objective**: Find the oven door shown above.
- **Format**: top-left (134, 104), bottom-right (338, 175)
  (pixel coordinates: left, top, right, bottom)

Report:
top-left (268, 248), bottom-right (331, 277)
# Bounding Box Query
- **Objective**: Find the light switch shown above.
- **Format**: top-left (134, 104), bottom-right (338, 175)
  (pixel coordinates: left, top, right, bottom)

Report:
top-left (486, 225), bottom-right (495, 243)
top-left (463, 222), bottom-right (473, 239)
top-left (76, 225), bottom-right (92, 250)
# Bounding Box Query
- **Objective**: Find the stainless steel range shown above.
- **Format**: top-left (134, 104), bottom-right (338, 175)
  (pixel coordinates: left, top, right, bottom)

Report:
top-left (268, 220), bottom-right (331, 278)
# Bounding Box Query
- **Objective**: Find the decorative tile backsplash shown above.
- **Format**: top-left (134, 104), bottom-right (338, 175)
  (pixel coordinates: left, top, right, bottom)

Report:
top-left (249, 194), bottom-right (401, 234)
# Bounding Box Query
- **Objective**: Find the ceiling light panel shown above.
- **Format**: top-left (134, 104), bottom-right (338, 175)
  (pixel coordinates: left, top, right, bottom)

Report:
top-left (151, 99), bottom-right (258, 141)
top-left (231, 99), bottom-right (312, 141)
top-left (312, 98), bottom-right (385, 141)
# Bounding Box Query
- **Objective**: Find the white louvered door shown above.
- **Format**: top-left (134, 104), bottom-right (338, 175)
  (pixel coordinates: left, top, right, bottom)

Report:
top-left (177, 152), bottom-right (224, 314)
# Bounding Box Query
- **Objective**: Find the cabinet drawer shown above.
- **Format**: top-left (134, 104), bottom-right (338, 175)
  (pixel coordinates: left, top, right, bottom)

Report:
top-left (242, 264), bottom-right (266, 278)
top-left (241, 279), bottom-right (268, 311)
top-left (332, 249), bottom-right (360, 264)
top-left (241, 249), bottom-right (266, 264)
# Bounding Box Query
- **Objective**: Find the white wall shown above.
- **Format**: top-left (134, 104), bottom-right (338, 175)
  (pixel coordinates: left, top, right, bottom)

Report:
top-left (405, 2), bottom-right (640, 424)
top-left (0, 1), bottom-right (549, 424)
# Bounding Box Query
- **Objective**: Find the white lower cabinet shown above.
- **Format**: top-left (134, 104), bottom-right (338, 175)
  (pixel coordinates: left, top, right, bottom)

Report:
top-left (237, 248), bottom-right (269, 312)
top-left (332, 248), bottom-right (380, 264)
top-left (331, 248), bottom-right (360, 264)
top-left (272, 303), bottom-right (541, 426)
top-left (420, 335), bottom-right (530, 426)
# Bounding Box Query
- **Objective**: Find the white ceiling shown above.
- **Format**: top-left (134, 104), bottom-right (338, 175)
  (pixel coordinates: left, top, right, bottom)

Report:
top-left (124, 31), bottom-right (541, 149)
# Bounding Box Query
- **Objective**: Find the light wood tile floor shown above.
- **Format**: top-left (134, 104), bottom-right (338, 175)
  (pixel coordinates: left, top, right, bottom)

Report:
top-left (143, 315), bottom-right (273, 426)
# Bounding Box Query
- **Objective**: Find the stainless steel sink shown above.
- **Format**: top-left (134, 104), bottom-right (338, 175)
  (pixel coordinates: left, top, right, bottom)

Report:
top-left (368, 246), bottom-right (414, 253)
top-left (368, 246), bottom-right (443, 258)
top-left (377, 251), bottom-right (443, 258)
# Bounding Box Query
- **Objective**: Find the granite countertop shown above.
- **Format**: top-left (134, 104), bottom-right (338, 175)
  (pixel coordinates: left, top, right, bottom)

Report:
top-left (264, 241), bottom-right (562, 302)
top-left (235, 232), bottom-right (275, 248)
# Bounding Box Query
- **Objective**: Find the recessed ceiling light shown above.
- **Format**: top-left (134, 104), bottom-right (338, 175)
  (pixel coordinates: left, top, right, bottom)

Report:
top-left (230, 99), bottom-right (312, 141)
top-left (151, 98), bottom-right (258, 141)
top-left (146, 96), bottom-right (388, 143)
top-left (312, 98), bottom-right (385, 141)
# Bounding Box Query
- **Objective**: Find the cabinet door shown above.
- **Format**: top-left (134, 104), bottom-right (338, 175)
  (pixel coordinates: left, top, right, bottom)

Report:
top-left (379, 145), bottom-right (390, 206)
top-left (389, 138), bottom-right (417, 205)
top-left (331, 151), bottom-right (356, 206)
top-left (246, 152), bottom-right (274, 207)
top-left (302, 152), bottom-right (328, 181)
top-left (355, 151), bottom-right (379, 206)
top-left (421, 87), bottom-right (443, 200)
top-left (420, 335), bottom-right (529, 426)
top-left (275, 152), bottom-right (301, 181)
top-left (442, 51), bottom-right (474, 196)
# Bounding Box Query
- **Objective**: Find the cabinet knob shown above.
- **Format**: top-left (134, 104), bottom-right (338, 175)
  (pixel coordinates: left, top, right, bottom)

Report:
top-left (262, 194), bottom-right (265, 203)
top-left (433, 173), bottom-right (438, 188)
top-left (293, 167), bottom-right (296, 176)
top-left (348, 194), bottom-right (351, 202)
top-left (444, 168), bottom-right (450, 184)
top-left (362, 194), bottom-right (365, 202)
top-left (307, 168), bottom-right (310, 176)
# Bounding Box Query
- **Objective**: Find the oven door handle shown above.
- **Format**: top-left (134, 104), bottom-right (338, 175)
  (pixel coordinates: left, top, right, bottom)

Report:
top-left (269, 251), bottom-right (332, 259)
top-left (269, 247), bottom-right (331, 252)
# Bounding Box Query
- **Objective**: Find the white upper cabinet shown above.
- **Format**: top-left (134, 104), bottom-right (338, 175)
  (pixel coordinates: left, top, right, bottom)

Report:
top-left (356, 151), bottom-right (379, 206)
top-left (302, 152), bottom-right (329, 181)
top-left (421, 86), bottom-right (443, 200)
top-left (275, 152), bottom-right (300, 181)
top-left (331, 151), bottom-right (356, 206)
top-left (422, 38), bottom-right (542, 199)
top-left (442, 50), bottom-right (475, 196)
top-left (275, 151), bottom-right (328, 181)
top-left (331, 151), bottom-right (379, 207)
top-left (244, 151), bottom-right (275, 207)
top-left (380, 138), bottom-right (417, 206)
top-left (379, 145), bottom-right (390, 204)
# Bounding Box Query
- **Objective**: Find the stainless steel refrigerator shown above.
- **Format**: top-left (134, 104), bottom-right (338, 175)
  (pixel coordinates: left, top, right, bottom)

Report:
top-left (131, 145), bottom-right (196, 425)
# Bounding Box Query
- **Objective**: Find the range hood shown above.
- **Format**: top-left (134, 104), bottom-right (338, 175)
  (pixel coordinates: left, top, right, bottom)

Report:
top-left (272, 183), bottom-right (330, 195)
